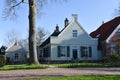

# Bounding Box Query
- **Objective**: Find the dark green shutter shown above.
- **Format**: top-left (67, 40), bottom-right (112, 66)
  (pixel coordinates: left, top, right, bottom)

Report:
top-left (80, 46), bottom-right (84, 57)
top-left (67, 46), bottom-right (70, 57)
top-left (58, 46), bottom-right (60, 57)
top-left (89, 47), bottom-right (92, 57)
top-left (43, 48), bottom-right (45, 57)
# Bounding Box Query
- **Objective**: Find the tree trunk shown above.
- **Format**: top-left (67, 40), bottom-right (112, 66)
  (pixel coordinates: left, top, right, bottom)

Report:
top-left (28, 0), bottom-right (39, 64)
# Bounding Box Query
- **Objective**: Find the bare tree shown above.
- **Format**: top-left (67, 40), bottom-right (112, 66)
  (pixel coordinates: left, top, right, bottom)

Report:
top-left (114, 2), bottom-right (120, 17)
top-left (36, 27), bottom-right (49, 46)
top-left (4, 29), bottom-right (21, 46)
top-left (3, 0), bottom-right (67, 64)
top-left (19, 27), bottom-right (49, 47)
top-left (19, 39), bottom-right (28, 47)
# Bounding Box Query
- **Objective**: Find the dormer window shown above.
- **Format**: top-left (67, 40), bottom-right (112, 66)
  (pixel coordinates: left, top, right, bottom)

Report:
top-left (73, 30), bottom-right (77, 38)
top-left (96, 34), bottom-right (100, 38)
top-left (118, 29), bottom-right (120, 39)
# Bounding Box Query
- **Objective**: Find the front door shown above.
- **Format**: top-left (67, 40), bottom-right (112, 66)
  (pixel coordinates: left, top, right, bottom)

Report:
top-left (72, 49), bottom-right (78, 59)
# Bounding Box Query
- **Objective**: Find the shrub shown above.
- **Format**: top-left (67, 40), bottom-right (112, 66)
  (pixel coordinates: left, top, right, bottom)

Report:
top-left (103, 54), bottom-right (120, 66)
top-left (6, 57), bottom-right (10, 64)
top-left (0, 55), bottom-right (6, 67)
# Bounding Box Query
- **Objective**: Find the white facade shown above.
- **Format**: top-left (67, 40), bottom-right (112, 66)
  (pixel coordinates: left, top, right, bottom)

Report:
top-left (40, 14), bottom-right (101, 62)
top-left (5, 40), bottom-right (28, 63)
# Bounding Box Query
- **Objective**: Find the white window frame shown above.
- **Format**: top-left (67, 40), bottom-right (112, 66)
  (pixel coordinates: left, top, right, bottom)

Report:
top-left (72, 30), bottom-right (77, 38)
top-left (110, 43), bottom-right (116, 54)
top-left (60, 46), bottom-right (67, 58)
top-left (81, 46), bottom-right (92, 57)
top-left (15, 53), bottom-right (19, 59)
top-left (72, 45), bottom-right (77, 49)
top-left (118, 29), bottom-right (120, 39)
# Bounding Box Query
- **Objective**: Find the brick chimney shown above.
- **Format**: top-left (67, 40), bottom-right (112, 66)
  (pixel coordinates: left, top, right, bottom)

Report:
top-left (64, 18), bottom-right (69, 27)
top-left (55, 24), bottom-right (59, 32)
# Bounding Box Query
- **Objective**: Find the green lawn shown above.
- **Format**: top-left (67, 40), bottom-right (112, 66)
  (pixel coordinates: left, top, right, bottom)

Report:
top-left (52, 62), bottom-right (120, 68)
top-left (23, 75), bottom-right (120, 80)
top-left (0, 62), bottom-right (119, 71)
top-left (0, 64), bottom-right (48, 70)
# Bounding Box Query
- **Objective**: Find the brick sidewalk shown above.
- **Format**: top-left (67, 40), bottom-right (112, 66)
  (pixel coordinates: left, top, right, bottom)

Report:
top-left (0, 67), bottom-right (120, 80)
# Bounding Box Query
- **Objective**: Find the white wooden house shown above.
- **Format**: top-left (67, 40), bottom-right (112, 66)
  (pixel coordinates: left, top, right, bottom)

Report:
top-left (39, 14), bottom-right (101, 62)
top-left (5, 40), bottom-right (28, 63)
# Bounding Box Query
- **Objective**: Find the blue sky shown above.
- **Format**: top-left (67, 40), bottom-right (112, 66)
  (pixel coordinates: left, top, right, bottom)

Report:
top-left (0, 0), bottom-right (120, 46)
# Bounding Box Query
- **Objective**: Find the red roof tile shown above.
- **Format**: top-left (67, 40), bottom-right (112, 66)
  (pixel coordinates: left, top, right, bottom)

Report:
top-left (90, 16), bottom-right (120, 41)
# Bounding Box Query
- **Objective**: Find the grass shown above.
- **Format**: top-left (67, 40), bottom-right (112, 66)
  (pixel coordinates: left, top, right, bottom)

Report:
top-left (23, 75), bottom-right (120, 80)
top-left (52, 62), bottom-right (120, 68)
top-left (0, 62), bottom-right (119, 70)
top-left (0, 64), bottom-right (48, 71)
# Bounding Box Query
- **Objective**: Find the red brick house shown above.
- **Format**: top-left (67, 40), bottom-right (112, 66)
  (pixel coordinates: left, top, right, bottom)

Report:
top-left (90, 16), bottom-right (120, 57)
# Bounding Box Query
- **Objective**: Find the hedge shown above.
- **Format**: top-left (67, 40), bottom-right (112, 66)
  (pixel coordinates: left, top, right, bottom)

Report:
top-left (0, 55), bottom-right (6, 67)
top-left (103, 54), bottom-right (120, 66)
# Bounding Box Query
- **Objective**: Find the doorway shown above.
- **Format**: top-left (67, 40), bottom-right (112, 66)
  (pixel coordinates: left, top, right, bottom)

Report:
top-left (72, 49), bottom-right (78, 59)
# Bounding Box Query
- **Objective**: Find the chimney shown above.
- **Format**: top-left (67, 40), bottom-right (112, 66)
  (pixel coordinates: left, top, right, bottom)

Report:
top-left (64, 18), bottom-right (69, 27)
top-left (55, 24), bottom-right (59, 32)
top-left (72, 14), bottom-right (78, 21)
top-left (102, 21), bottom-right (104, 24)
top-left (14, 38), bottom-right (18, 45)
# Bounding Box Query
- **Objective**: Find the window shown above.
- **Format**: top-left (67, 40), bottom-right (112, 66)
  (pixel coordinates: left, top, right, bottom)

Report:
top-left (43, 47), bottom-right (50, 57)
top-left (72, 30), bottom-right (77, 38)
top-left (39, 50), bottom-right (43, 57)
top-left (72, 46), bottom-right (77, 49)
top-left (15, 53), bottom-right (18, 59)
top-left (118, 29), bottom-right (120, 39)
top-left (80, 46), bottom-right (92, 57)
top-left (110, 43), bottom-right (115, 54)
top-left (58, 46), bottom-right (70, 57)
top-left (60, 46), bottom-right (66, 57)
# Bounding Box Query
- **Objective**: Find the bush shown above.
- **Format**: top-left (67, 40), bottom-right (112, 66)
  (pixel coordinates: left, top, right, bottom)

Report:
top-left (0, 55), bottom-right (6, 67)
top-left (103, 54), bottom-right (120, 66)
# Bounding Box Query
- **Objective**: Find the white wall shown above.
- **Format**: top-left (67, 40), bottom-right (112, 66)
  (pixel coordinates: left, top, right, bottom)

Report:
top-left (6, 51), bottom-right (27, 63)
top-left (50, 15), bottom-right (100, 61)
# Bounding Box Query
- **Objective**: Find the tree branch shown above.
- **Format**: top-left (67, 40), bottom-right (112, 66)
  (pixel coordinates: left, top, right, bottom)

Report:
top-left (12, 1), bottom-right (22, 8)
top-left (3, 0), bottom-right (27, 20)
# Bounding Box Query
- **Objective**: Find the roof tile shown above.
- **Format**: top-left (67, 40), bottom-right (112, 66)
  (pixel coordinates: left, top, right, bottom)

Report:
top-left (90, 16), bottom-right (120, 41)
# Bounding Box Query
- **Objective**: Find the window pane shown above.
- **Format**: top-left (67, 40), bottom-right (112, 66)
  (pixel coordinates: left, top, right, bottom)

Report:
top-left (89, 47), bottom-right (92, 57)
top-left (15, 53), bottom-right (18, 59)
top-left (67, 46), bottom-right (70, 57)
top-left (73, 30), bottom-right (77, 32)
top-left (118, 29), bottom-right (120, 39)
top-left (110, 43), bottom-right (115, 54)
top-left (118, 32), bottom-right (120, 39)
top-left (73, 30), bottom-right (77, 37)
top-left (60, 46), bottom-right (66, 57)
top-left (80, 46), bottom-right (92, 57)
top-left (72, 46), bottom-right (77, 49)
top-left (81, 46), bottom-right (88, 57)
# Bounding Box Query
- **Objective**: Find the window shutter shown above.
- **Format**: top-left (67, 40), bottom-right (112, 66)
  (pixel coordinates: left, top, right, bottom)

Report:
top-left (89, 47), bottom-right (92, 57)
top-left (43, 49), bottom-right (45, 57)
top-left (67, 46), bottom-right (70, 57)
top-left (58, 46), bottom-right (60, 57)
top-left (80, 46), bottom-right (84, 57)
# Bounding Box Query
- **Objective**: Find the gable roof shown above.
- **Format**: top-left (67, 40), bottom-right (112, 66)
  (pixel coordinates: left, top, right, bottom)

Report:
top-left (40, 14), bottom-right (90, 48)
top-left (6, 40), bottom-right (27, 53)
top-left (90, 16), bottom-right (120, 41)
top-left (40, 26), bottom-right (66, 47)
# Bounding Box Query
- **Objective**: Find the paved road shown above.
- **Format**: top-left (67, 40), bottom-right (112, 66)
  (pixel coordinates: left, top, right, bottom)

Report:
top-left (0, 67), bottom-right (120, 80)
